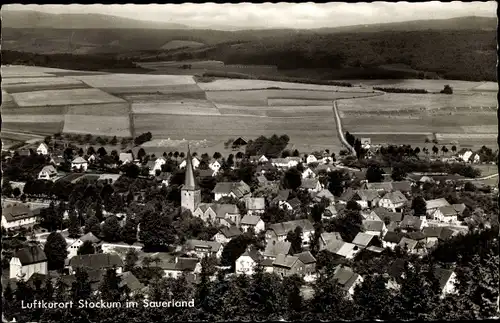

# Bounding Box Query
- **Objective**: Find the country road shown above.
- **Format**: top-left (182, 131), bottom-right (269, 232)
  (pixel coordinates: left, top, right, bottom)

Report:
top-left (462, 173), bottom-right (499, 181)
top-left (333, 100), bottom-right (356, 157)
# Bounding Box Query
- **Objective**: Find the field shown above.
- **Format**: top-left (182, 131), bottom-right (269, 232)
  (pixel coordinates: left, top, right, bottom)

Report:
top-left (131, 100), bottom-right (220, 115)
top-left (197, 79), bottom-right (375, 91)
top-left (11, 88), bottom-right (126, 107)
top-left (68, 73), bottom-right (197, 89)
top-left (335, 79), bottom-right (498, 92)
top-left (159, 40), bottom-right (205, 50)
top-left (2, 77), bottom-right (88, 93)
top-left (63, 115), bottom-right (131, 137)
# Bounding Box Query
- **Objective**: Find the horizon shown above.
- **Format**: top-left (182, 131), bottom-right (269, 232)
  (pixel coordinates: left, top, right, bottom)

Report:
top-left (3, 2), bottom-right (497, 30)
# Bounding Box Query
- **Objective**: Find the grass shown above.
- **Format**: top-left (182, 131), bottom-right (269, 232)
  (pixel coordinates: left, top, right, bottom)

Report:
top-left (197, 78), bottom-right (372, 91)
top-left (69, 73), bottom-right (197, 88)
top-left (11, 88), bottom-right (125, 107)
top-left (63, 115), bottom-right (131, 137)
top-left (132, 100), bottom-right (221, 115)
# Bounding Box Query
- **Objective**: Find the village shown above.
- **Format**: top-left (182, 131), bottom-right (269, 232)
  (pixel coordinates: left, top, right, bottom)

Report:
top-left (1, 133), bottom-right (498, 322)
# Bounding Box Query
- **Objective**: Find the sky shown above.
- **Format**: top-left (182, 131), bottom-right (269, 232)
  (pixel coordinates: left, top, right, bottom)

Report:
top-left (4, 2), bottom-right (497, 30)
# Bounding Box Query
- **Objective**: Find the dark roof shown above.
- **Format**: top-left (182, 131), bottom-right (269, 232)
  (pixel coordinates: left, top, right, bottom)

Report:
top-left (388, 259), bottom-right (406, 279)
top-left (212, 181), bottom-right (251, 198)
top-left (439, 227), bottom-right (458, 241)
top-left (287, 197), bottom-right (302, 209)
top-left (400, 215), bottom-right (423, 229)
top-left (159, 257), bottom-right (199, 272)
top-left (273, 189), bottom-right (291, 203)
top-left (183, 149), bottom-right (199, 190)
top-left (69, 253), bottom-right (123, 270)
top-left (391, 181), bottom-right (412, 193)
top-left (2, 204), bottom-right (35, 222)
top-left (15, 246), bottom-right (47, 265)
top-left (451, 203), bottom-right (466, 214)
top-left (362, 220), bottom-right (385, 232)
top-left (241, 214), bottom-right (263, 226)
top-left (232, 137), bottom-right (248, 146)
top-left (273, 254), bottom-right (301, 268)
top-left (434, 268), bottom-right (455, 290)
top-left (340, 187), bottom-right (356, 202)
top-left (269, 219), bottom-right (314, 236)
top-left (119, 271), bottom-right (144, 292)
top-left (383, 231), bottom-right (403, 243)
top-left (301, 178), bottom-right (320, 190)
top-left (355, 189), bottom-right (380, 201)
top-left (372, 207), bottom-right (402, 222)
top-left (26, 273), bottom-right (48, 290)
top-left (423, 226), bottom-right (444, 238)
top-left (407, 231), bottom-right (426, 241)
top-left (264, 239), bottom-right (291, 258)
top-left (219, 226), bottom-right (243, 238)
top-left (240, 247), bottom-right (262, 262)
top-left (294, 251), bottom-right (316, 265)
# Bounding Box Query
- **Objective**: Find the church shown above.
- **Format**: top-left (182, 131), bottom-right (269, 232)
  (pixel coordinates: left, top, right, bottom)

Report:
top-left (181, 147), bottom-right (201, 212)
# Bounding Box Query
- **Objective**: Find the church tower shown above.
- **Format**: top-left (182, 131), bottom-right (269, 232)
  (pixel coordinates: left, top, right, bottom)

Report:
top-left (181, 146), bottom-right (201, 212)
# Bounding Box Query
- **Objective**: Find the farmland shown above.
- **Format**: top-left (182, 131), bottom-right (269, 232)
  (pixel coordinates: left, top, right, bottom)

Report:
top-left (342, 79), bottom-right (498, 92)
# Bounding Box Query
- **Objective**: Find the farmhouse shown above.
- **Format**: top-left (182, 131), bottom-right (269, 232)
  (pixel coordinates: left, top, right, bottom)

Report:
top-left (378, 191), bottom-right (407, 211)
top-left (266, 219), bottom-right (315, 247)
top-left (68, 253), bottom-right (124, 275)
top-left (67, 232), bottom-right (102, 259)
top-left (279, 197), bottom-right (302, 211)
top-left (256, 162), bottom-right (276, 174)
top-left (156, 256), bottom-right (200, 279)
top-left (425, 198), bottom-right (451, 216)
top-left (36, 142), bottom-right (49, 155)
top-left (232, 137), bottom-right (248, 148)
top-left (9, 245), bottom-right (48, 281)
top-left (362, 220), bottom-right (387, 237)
top-left (71, 157), bottom-right (88, 171)
top-left (313, 189), bottom-right (335, 204)
top-left (212, 181), bottom-right (251, 201)
top-left (400, 215), bottom-right (428, 232)
top-left (352, 232), bottom-right (381, 249)
top-left (352, 190), bottom-right (381, 209)
top-left (2, 204), bottom-right (39, 229)
top-left (429, 205), bottom-right (459, 223)
top-left (263, 239), bottom-right (291, 260)
top-left (302, 167), bottom-right (316, 179)
top-left (306, 154), bottom-right (318, 164)
top-left (240, 215), bottom-right (265, 234)
top-left (319, 232), bottom-right (343, 251)
top-left (38, 165), bottom-right (58, 180)
top-left (272, 254), bottom-right (305, 278)
top-left (382, 231), bottom-right (404, 249)
top-left (294, 251), bottom-right (317, 276)
top-left (322, 239), bottom-right (360, 259)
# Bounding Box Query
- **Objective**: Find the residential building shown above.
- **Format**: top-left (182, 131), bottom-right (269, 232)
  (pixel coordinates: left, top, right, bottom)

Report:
top-left (322, 239), bottom-right (360, 259)
top-left (400, 215), bottom-right (428, 232)
top-left (36, 142), bottom-right (49, 155)
top-left (263, 239), bottom-right (291, 260)
top-left (425, 198), bottom-right (451, 216)
top-left (362, 220), bottom-right (387, 237)
top-left (352, 232), bottom-right (382, 249)
top-left (240, 214), bottom-right (265, 234)
top-left (382, 231), bottom-right (404, 250)
top-left (71, 157), bottom-right (88, 171)
top-left (302, 167), bottom-right (316, 179)
top-left (184, 240), bottom-right (223, 259)
top-left (306, 154), bottom-right (318, 164)
top-left (119, 271), bottom-right (145, 296)
top-left (266, 219), bottom-right (315, 247)
top-left (209, 160), bottom-right (222, 172)
top-left (67, 253), bottom-right (124, 274)
top-left (323, 205), bottom-right (338, 219)
top-left (313, 189), bottom-right (335, 205)
top-left (181, 148), bottom-right (201, 213)
top-left (9, 246), bottom-right (47, 281)
top-left (214, 226), bottom-right (243, 244)
top-left (435, 268), bottom-right (458, 298)
top-left (235, 248), bottom-right (262, 276)
top-left (294, 251), bottom-right (316, 276)
top-left (300, 178), bottom-right (322, 193)
top-left (372, 207), bottom-right (403, 224)
top-left (271, 157), bottom-right (300, 168)
top-left (378, 191), bottom-right (407, 212)
top-left (332, 266), bottom-right (363, 297)
top-left (179, 156), bottom-right (200, 169)
top-left (2, 204), bottom-right (39, 229)
top-left (319, 232), bottom-right (343, 250)
top-left (67, 232), bottom-right (102, 259)
top-left (272, 254), bottom-right (305, 278)
top-left (245, 197), bottom-right (266, 215)
top-left (352, 190), bottom-right (380, 209)
top-left (119, 153), bottom-right (134, 164)
top-left (38, 165), bottom-right (58, 180)
top-left (429, 205), bottom-right (459, 223)
top-left (279, 197), bottom-right (302, 212)
top-left (155, 256), bottom-right (200, 279)
top-left (212, 181), bottom-right (251, 201)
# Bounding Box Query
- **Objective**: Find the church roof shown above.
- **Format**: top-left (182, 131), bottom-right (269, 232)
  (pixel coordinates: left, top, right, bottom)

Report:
top-left (183, 147), bottom-right (198, 190)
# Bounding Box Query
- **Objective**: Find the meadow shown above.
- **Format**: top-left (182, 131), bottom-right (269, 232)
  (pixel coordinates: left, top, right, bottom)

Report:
top-left (11, 88), bottom-right (126, 107)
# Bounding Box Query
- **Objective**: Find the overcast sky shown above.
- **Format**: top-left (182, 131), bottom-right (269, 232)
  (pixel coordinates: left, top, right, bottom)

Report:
top-left (4, 2), bottom-right (497, 30)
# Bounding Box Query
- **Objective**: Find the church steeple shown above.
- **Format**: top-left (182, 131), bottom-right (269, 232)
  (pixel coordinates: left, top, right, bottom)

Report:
top-left (183, 145), bottom-right (198, 190)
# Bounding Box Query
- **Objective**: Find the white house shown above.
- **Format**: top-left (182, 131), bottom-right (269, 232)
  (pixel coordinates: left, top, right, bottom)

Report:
top-left (184, 240), bottom-right (223, 259)
top-left (38, 165), bottom-right (58, 180)
top-left (378, 191), bottom-right (407, 212)
top-left (306, 154), bottom-right (318, 164)
top-left (235, 248), bottom-right (262, 275)
top-left (244, 197), bottom-right (266, 215)
top-left (271, 157), bottom-right (300, 168)
top-left (429, 205), bottom-right (459, 224)
top-left (332, 266), bottom-right (364, 297)
top-left (240, 214), bottom-right (265, 234)
top-left (67, 232), bottom-right (102, 259)
top-left (10, 246), bottom-right (48, 281)
top-left (36, 143), bottom-right (49, 155)
top-left (179, 157), bottom-right (200, 169)
top-left (71, 157), bottom-right (88, 171)
top-left (214, 226), bottom-right (243, 244)
top-left (362, 220), bottom-right (387, 237)
top-left (302, 168), bottom-right (316, 179)
top-left (67, 253), bottom-right (124, 275)
top-left (425, 198), bottom-right (451, 216)
top-left (212, 181), bottom-right (251, 201)
top-left (209, 160), bottom-right (222, 172)
top-left (300, 178), bottom-right (322, 193)
top-left (435, 268), bottom-right (458, 298)
top-left (2, 204), bottom-right (39, 229)
top-left (321, 156), bottom-right (334, 164)
top-left (160, 257), bottom-right (201, 280)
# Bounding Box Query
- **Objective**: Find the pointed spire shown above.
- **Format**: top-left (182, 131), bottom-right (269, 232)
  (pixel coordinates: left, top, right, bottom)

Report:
top-left (183, 144), bottom-right (198, 190)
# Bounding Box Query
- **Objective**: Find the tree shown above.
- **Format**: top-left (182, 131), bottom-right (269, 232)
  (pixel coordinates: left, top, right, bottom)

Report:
top-left (366, 165), bottom-right (384, 183)
top-left (44, 232), bottom-right (68, 270)
top-left (283, 168), bottom-right (302, 190)
top-left (87, 146), bottom-right (96, 156)
top-left (72, 268), bottom-right (92, 302)
top-left (441, 84), bottom-right (453, 94)
top-left (97, 147), bottom-right (107, 157)
top-left (353, 274), bottom-right (396, 320)
top-left (392, 166), bottom-right (407, 181)
top-left (414, 147), bottom-right (421, 155)
top-left (124, 248), bottom-right (139, 272)
top-left (451, 145), bottom-right (457, 154)
top-left (311, 203), bottom-right (326, 223)
top-left (84, 214), bottom-right (101, 236)
top-left (213, 152), bottom-right (222, 159)
top-left (283, 275), bottom-right (304, 316)
top-left (102, 216), bottom-right (121, 242)
top-left (110, 136), bottom-right (118, 145)
top-left (67, 209), bottom-right (81, 238)
top-left (411, 196), bottom-right (427, 217)
top-left (441, 146), bottom-right (448, 155)
top-left (327, 170), bottom-right (349, 196)
top-left (121, 163), bottom-right (140, 178)
top-left (2, 179), bottom-right (13, 197)
top-left (121, 217), bottom-right (138, 244)
top-left (139, 209), bottom-right (176, 249)
top-left (221, 234), bottom-right (255, 268)
top-left (99, 268), bottom-right (122, 302)
top-left (292, 149), bottom-right (300, 157)
top-left (77, 240), bottom-right (96, 255)
top-left (310, 270), bottom-right (352, 320)
top-left (286, 226), bottom-right (303, 254)
top-left (12, 187), bottom-right (21, 198)
top-left (137, 148), bottom-right (146, 160)
top-left (432, 145), bottom-right (439, 155)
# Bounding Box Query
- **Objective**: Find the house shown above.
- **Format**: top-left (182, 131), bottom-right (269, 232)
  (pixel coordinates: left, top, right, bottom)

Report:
top-left (67, 253), bottom-right (124, 274)
top-left (279, 197), bottom-right (302, 212)
top-left (363, 182), bottom-right (393, 193)
top-left (179, 157), bottom-right (200, 169)
top-left (256, 162), bottom-right (276, 174)
top-left (272, 189), bottom-right (291, 204)
top-left (249, 155), bottom-right (269, 164)
top-left (213, 181), bottom-right (251, 201)
top-left (71, 157), bottom-right (88, 171)
top-left (2, 204), bottom-right (39, 229)
top-left (245, 197), bottom-right (266, 215)
top-left (338, 188), bottom-right (357, 204)
top-left (425, 198), bottom-right (451, 215)
top-left (391, 181), bottom-right (413, 194)
top-left (38, 165), bottom-right (58, 180)
top-left (9, 246), bottom-right (47, 281)
top-left (119, 153), bottom-right (134, 164)
top-left (272, 254), bottom-right (305, 278)
top-left (313, 189), bottom-right (335, 204)
top-left (98, 173), bottom-right (122, 184)
top-left (157, 172), bottom-right (172, 186)
top-left (154, 256), bottom-right (200, 279)
top-left (434, 268), bottom-right (458, 298)
top-left (36, 142), bottom-right (49, 155)
top-left (306, 154), bottom-right (318, 164)
top-left (378, 191), bottom-right (407, 212)
top-left (302, 167), bottom-right (316, 179)
top-left (232, 137), bottom-right (248, 148)
top-left (266, 219), bottom-right (315, 246)
top-left (208, 160), bottom-right (222, 173)
top-left (314, 164), bottom-right (333, 175)
top-left (50, 155), bottom-right (65, 166)
top-left (118, 271), bottom-right (145, 296)
top-left (400, 215), bottom-right (428, 232)
top-left (323, 205), bottom-right (338, 219)
top-left (321, 156), bottom-right (334, 164)
top-left (362, 220), bottom-right (387, 237)
top-left (398, 237), bottom-right (423, 254)
top-left (67, 232), bottom-right (102, 259)
top-left (352, 190), bottom-right (381, 209)
top-left (300, 178), bottom-right (322, 193)
top-left (240, 214), bottom-right (265, 234)
top-left (271, 157), bottom-right (300, 168)
top-left (372, 207), bottom-right (403, 224)
top-left (451, 203), bottom-right (466, 217)
top-left (430, 205), bottom-right (459, 223)
top-left (362, 210), bottom-right (381, 221)
top-left (322, 240), bottom-right (360, 259)
top-left (214, 226), bottom-right (243, 244)
top-left (352, 232), bottom-right (381, 249)
top-left (198, 169), bottom-right (216, 178)
top-left (294, 251), bottom-right (316, 276)
top-left (216, 204), bottom-right (242, 227)
top-left (332, 266), bottom-right (363, 297)
top-left (184, 240), bottom-right (223, 259)
top-left (382, 231), bottom-right (404, 249)
top-left (235, 248), bottom-right (262, 275)
top-left (147, 160), bottom-right (164, 176)
top-left (319, 232), bottom-right (343, 251)
top-left (263, 239), bottom-right (291, 260)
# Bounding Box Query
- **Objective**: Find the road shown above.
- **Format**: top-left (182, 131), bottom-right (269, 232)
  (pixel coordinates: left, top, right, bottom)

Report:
top-left (333, 100), bottom-right (356, 157)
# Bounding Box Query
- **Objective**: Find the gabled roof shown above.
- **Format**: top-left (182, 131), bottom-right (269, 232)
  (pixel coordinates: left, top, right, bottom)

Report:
top-left (294, 251), bottom-right (316, 265)
top-left (78, 232), bottom-right (101, 244)
top-left (158, 257), bottom-right (199, 272)
top-left (245, 197), bottom-right (265, 211)
top-left (437, 205), bottom-right (458, 217)
top-left (423, 226), bottom-right (444, 238)
top-left (241, 214), bottom-right (263, 226)
top-left (264, 239), bottom-right (291, 258)
top-left (40, 165), bottom-right (57, 175)
top-left (439, 227), bottom-right (458, 241)
top-left (407, 231), bottom-right (426, 241)
top-left (333, 266), bottom-right (361, 291)
top-left (185, 239), bottom-right (221, 253)
top-left (434, 268), bottom-right (455, 290)
top-left (212, 181), bottom-right (250, 198)
top-left (72, 156), bottom-right (87, 164)
top-left (69, 253), bottom-right (124, 270)
top-left (273, 189), bottom-right (291, 202)
top-left (365, 182), bottom-right (393, 192)
top-left (301, 178), bottom-right (320, 190)
top-left (257, 174), bottom-right (269, 183)
top-left (287, 197), bottom-right (302, 209)
top-left (119, 153), bottom-right (134, 163)
top-left (37, 142), bottom-right (49, 150)
top-left (213, 204), bottom-right (240, 218)
top-left (218, 226), bottom-right (242, 238)
top-left (355, 189), bottom-right (380, 201)
top-left (425, 198), bottom-right (450, 210)
top-left (400, 215), bottom-right (423, 229)
top-left (15, 246), bottom-right (47, 266)
top-left (268, 219), bottom-right (314, 236)
top-left (195, 203), bottom-right (213, 213)
top-left (391, 181), bottom-right (412, 193)
top-left (314, 189), bottom-right (335, 202)
top-left (451, 203), bottom-right (466, 214)
top-left (314, 164), bottom-right (333, 173)
top-left (398, 237), bottom-right (418, 250)
top-left (118, 271), bottom-right (144, 292)
top-left (321, 232), bottom-right (343, 244)
top-left (383, 231), bottom-right (403, 243)
top-left (352, 232), bottom-right (377, 248)
top-left (240, 247), bottom-right (262, 262)
top-left (372, 207), bottom-right (403, 222)
top-left (2, 204), bottom-right (35, 222)
top-left (324, 205), bottom-right (338, 217)
top-left (324, 239), bottom-right (345, 253)
top-left (362, 220), bottom-right (385, 232)
top-left (388, 259), bottom-right (406, 279)
top-left (273, 254), bottom-right (302, 268)
top-left (381, 191), bottom-right (407, 204)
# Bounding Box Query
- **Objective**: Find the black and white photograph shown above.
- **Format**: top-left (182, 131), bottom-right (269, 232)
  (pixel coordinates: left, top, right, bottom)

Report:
top-left (1, 2), bottom-right (499, 322)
